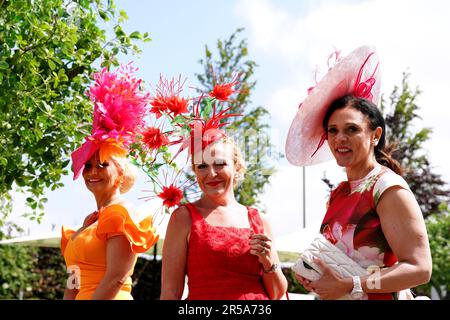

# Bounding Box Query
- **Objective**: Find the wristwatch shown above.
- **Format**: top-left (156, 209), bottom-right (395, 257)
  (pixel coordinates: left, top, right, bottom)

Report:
top-left (262, 263), bottom-right (279, 274)
top-left (350, 276), bottom-right (364, 299)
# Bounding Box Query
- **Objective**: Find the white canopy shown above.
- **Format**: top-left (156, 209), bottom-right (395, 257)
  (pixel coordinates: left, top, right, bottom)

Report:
top-left (0, 230), bottom-right (62, 247)
top-left (274, 224), bottom-right (320, 253)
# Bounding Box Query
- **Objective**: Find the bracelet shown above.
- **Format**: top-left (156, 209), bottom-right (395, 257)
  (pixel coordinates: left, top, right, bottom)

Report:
top-left (262, 263), bottom-right (279, 274)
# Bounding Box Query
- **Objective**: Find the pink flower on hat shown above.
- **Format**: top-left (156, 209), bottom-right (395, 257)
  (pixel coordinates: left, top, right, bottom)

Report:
top-left (71, 64), bottom-right (149, 179)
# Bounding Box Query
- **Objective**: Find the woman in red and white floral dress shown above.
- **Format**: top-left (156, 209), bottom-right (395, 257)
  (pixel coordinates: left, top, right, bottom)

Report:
top-left (285, 46), bottom-right (432, 300)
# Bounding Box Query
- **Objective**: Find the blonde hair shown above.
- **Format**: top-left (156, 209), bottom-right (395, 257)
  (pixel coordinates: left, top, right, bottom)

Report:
top-left (191, 135), bottom-right (247, 186)
top-left (110, 156), bottom-right (138, 194)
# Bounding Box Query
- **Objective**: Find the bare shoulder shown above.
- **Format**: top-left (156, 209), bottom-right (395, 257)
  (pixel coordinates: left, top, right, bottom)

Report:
top-left (377, 186), bottom-right (420, 211)
top-left (168, 205), bottom-right (191, 228)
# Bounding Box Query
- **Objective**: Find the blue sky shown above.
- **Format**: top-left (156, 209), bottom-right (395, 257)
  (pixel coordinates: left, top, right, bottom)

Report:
top-left (10, 0), bottom-right (450, 241)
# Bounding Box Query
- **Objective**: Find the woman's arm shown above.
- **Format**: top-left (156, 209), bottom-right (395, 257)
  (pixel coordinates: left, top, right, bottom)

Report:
top-left (91, 235), bottom-right (136, 300)
top-left (160, 206), bottom-right (191, 300)
top-left (250, 217), bottom-right (288, 300)
top-left (63, 289), bottom-right (79, 300)
top-left (359, 186), bottom-right (432, 293)
top-left (311, 186), bottom-right (432, 299)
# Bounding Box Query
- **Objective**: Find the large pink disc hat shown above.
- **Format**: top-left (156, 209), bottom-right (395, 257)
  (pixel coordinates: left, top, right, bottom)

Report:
top-left (285, 45), bottom-right (381, 167)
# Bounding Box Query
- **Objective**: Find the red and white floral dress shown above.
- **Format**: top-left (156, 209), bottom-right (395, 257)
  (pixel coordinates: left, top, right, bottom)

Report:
top-left (320, 165), bottom-right (411, 300)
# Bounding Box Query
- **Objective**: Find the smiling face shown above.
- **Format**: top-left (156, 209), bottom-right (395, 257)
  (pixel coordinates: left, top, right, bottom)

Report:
top-left (82, 152), bottom-right (122, 196)
top-left (193, 141), bottom-right (237, 199)
top-left (326, 106), bottom-right (382, 172)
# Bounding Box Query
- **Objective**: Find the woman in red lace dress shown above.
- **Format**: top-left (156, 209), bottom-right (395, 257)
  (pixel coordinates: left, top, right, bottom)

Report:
top-left (286, 46), bottom-right (432, 300)
top-left (160, 136), bottom-right (288, 300)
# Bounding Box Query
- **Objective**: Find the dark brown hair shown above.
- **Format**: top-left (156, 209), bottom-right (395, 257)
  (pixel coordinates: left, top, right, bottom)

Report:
top-left (322, 95), bottom-right (403, 175)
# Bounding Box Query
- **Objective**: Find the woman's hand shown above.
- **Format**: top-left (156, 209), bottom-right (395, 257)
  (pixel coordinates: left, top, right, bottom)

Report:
top-left (249, 233), bottom-right (274, 269)
top-left (309, 258), bottom-right (352, 300)
top-left (294, 274), bottom-right (315, 292)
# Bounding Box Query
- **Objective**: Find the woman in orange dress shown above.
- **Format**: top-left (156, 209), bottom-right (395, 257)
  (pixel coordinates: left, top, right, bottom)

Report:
top-left (61, 66), bottom-right (158, 300)
top-left (61, 154), bottom-right (158, 300)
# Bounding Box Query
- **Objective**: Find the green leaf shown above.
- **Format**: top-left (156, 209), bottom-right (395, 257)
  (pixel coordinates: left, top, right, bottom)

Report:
top-left (201, 99), bottom-right (213, 118)
top-left (0, 61), bottom-right (9, 70)
top-left (99, 10), bottom-right (109, 21)
top-left (48, 60), bottom-right (56, 71)
top-left (172, 115), bottom-right (186, 124)
top-left (129, 31), bottom-right (141, 39)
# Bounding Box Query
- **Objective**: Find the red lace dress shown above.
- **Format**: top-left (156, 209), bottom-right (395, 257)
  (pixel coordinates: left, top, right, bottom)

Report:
top-left (184, 203), bottom-right (269, 300)
top-left (320, 166), bottom-right (411, 300)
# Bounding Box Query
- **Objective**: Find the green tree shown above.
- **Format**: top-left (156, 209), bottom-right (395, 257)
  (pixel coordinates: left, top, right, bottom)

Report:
top-left (415, 205), bottom-right (450, 299)
top-left (381, 72), bottom-right (450, 218)
top-left (0, 0), bottom-right (150, 222)
top-left (194, 28), bottom-right (277, 206)
top-left (0, 244), bottom-right (38, 299)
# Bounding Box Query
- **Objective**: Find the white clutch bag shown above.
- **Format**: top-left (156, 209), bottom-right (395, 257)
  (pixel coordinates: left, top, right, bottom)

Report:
top-left (291, 234), bottom-right (368, 300)
top-left (291, 234), bottom-right (427, 300)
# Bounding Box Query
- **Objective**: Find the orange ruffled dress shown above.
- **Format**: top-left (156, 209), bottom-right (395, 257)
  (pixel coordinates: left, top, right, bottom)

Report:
top-left (60, 204), bottom-right (159, 300)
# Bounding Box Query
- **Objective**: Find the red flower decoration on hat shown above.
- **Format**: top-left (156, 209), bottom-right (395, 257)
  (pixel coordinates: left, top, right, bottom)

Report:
top-left (142, 127), bottom-right (170, 151)
top-left (139, 167), bottom-right (198, 224)
top-left (135, 74), bottom-right (242, 216)
top-left (166, 96), bottom-right (189, 116)
top-left (188, 96), bottom-right (241, 156)
top-left (209, 75), bottom-right (240, 101)
top-left (158, 184), bottom-right (184, 208)
top-left (353, 53), bottom-right (378, 100)
top-left (149, 96), bottom-right (169, 119)
top-left (355, 78), bottom-right (376, 100)
top-left (150, 75), bottom-right (189, 119)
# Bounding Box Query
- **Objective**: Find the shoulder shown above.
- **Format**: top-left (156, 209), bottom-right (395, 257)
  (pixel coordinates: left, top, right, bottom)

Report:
top-left (164, 205), bottom-right (192, 245)
top-left (167, 205), bottom-right (192, 228)
top-left (376, 167), bottom-right (410, 187)
top-left (373, 167), bottom-right (412, 205)
top-left (97, 202), bottom-right (159, 253)
top-left (172, 205), bottom-right (191, 218)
